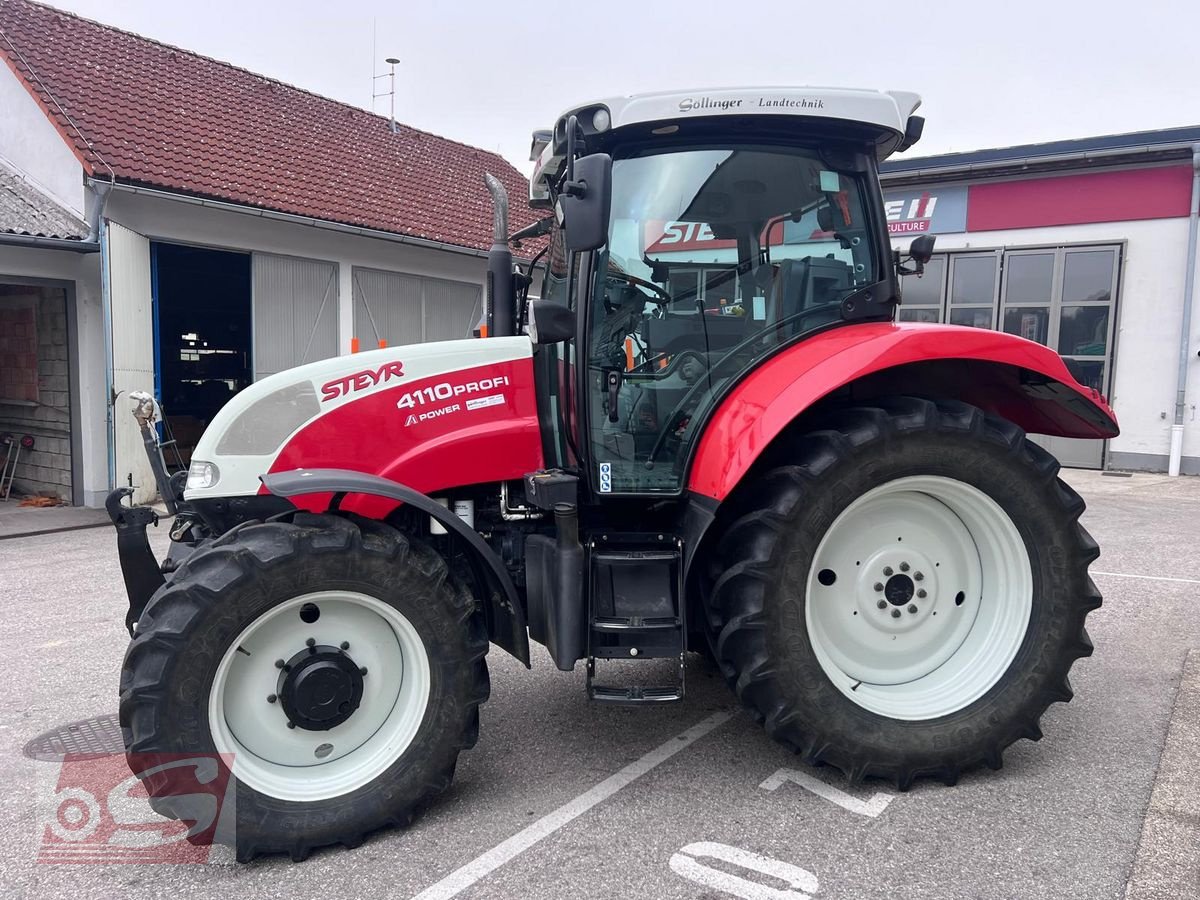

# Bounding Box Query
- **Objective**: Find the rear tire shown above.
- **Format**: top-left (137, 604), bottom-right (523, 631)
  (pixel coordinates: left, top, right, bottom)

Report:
top-left (119, 513), bottom-right (489, 861)
top-left (707, 397), bottom-right (1100, 788)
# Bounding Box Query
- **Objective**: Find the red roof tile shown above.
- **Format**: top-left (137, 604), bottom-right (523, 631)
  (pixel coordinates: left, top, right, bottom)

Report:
top-left (0, 0), bottom-right (538, 252)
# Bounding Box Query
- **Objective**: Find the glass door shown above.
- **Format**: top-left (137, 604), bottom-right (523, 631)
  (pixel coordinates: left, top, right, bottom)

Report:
top-left (999, 245), bottom-right (1119, 469)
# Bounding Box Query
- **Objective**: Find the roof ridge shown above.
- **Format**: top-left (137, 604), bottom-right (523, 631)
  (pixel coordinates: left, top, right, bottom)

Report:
top-left (8, 0), bottom-right (513, 169)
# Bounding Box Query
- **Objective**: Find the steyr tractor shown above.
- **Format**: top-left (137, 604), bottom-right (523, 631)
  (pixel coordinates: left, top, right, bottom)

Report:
top-left (108, 87), bottom-right (1118, 861)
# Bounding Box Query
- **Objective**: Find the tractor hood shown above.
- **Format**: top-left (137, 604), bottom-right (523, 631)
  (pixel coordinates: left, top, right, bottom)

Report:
top-left (185, 336), bottom-right (543, 503)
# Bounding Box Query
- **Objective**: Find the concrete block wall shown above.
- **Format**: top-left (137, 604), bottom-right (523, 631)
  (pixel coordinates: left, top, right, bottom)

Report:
top-left (0, 286), bottom-right (72, 500)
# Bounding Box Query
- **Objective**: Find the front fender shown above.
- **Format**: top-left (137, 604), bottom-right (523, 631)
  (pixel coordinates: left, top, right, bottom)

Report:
top-left (687, 322), bottom-right (1119, 502)
top-left (261, 468), bottom-right (531, 667)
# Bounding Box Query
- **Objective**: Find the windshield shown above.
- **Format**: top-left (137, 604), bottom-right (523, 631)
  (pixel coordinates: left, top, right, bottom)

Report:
top-left (587, 145), bottom-right (882, 494)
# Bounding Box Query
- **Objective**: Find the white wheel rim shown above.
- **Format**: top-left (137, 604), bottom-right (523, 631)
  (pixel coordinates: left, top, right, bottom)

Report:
top-left (805, 475), bottom-right (1032, 721)
top-left (208, 591), bottom-right (431, 801)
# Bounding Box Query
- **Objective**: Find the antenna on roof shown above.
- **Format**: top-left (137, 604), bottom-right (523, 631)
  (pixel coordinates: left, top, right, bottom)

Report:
top-left (373, 56), bottom-right (401, 134)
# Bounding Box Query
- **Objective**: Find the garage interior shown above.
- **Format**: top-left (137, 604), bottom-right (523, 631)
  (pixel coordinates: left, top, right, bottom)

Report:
top-left (152, 242), bottom-right (252, 464)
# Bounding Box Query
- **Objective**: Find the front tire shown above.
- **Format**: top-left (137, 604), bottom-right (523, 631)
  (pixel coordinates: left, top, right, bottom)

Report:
top-left (119, 513), bottom-right (489, 861)
top-left (708, 398), bottom-right (1100, 788)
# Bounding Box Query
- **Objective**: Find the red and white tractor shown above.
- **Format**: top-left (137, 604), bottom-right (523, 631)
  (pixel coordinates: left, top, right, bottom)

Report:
top-left (108, 86), bottom-right (1118, 861)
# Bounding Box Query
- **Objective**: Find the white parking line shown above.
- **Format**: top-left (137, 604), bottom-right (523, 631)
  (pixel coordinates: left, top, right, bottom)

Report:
top-left (409, 710), bottom-right (735, 900)
top-left (759, 767), bottom-right (894, 818)
top-left (1091, 571), bottom-right (1200, 585)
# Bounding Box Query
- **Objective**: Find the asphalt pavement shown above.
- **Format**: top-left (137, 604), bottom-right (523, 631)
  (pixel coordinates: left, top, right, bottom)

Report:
top-left (1, 469), bottom-right (1197, 900)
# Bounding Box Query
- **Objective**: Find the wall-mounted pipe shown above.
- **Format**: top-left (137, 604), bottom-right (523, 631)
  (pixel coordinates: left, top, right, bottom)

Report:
top-left (83, 179), bottom-right (112, 243)
top-left (1169, 143), bottom-right (1200, 476)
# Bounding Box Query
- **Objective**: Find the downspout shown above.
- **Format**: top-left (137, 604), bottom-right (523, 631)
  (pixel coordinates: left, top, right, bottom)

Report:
top-left (100, 216), bottom-right (116, 491)
top-left (1169, 144), bottom-right (1200, 476)
top-left (84, 179), bottom-right (112, 243)
top-left (93, 178), bottom-right (117, 491)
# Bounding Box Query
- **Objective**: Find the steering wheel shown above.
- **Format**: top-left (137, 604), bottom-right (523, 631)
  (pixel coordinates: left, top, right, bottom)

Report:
top-left (606, 272), bottom-right (672, 305)
top-left (643, 302), bottom-right (854, 467)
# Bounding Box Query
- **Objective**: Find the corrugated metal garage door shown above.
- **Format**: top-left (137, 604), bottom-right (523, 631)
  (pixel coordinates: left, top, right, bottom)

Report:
top-left (252, 253), bottom-right (338, 379)
top-left (105, 221), bottom-right (157, 503)
top-left (352, 267), bottom-right (482, 347)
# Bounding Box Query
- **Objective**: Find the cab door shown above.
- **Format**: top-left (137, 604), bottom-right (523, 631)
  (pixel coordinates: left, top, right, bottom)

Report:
top-left (531, 225), bottom-right (580, 469)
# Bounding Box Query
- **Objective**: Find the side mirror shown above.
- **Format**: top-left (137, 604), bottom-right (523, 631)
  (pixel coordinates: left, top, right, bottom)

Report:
top-left (556, 152), bottom-right (612, 253)
top-left (527, 298), bottom-right (576, 344)
top-left (909, 234), bottom-right (936, 265)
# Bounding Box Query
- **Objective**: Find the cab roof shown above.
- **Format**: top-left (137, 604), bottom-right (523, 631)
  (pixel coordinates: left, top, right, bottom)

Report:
top-left (530, 86), bottom-right (923, 205)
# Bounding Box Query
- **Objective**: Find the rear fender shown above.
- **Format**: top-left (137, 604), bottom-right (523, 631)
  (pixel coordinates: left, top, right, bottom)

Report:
top-left (261, 468), bottom-right (531, 667)
top-left (687, 322), bottom-right (1119, 502)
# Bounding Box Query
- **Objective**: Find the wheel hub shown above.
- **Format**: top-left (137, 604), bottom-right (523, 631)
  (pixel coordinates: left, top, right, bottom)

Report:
top-left (884, 573), bottom-right (915, 606)
top-left (277, 644), bottom-right (365, 731)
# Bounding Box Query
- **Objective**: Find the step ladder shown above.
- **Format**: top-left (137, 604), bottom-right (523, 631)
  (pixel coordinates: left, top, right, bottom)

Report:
top-left (586, 534), bottom-right (686, 704)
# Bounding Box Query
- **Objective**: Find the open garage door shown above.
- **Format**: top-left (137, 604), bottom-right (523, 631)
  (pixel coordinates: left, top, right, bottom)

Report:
top-left (105, 221), bottom-right (157, 504)
top-left (252, 253), bottom-right (338, 379)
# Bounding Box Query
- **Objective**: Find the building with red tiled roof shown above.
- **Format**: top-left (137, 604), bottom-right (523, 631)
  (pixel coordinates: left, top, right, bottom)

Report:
top-left (0, 0), bottom-right (542, 506)
top-left (0, 0), bottom-right (534, 251)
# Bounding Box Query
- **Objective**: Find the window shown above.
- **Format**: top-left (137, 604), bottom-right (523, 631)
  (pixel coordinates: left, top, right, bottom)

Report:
top-left (948, 254), bottom-right (1000, 329)
top-left (589, 145), bottom-right (885, 493)
top-left (898, 256), bottom-right (945, 322)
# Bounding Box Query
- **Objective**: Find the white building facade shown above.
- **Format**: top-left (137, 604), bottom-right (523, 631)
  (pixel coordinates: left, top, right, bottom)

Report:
top-left (881, 129), bottom-right (1200, 473)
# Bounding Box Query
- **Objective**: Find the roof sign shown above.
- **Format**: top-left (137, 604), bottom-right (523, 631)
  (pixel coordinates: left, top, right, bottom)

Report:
top-left (883, 185), bottom-right (967, 236)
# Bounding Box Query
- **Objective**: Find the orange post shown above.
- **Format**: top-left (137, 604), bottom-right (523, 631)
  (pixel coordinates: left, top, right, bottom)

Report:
top-left (624, 337), bottom-right (634, 371)
top-left (350, 337), bottom-right (360, 354)
top-left (378, 339), bottom-right (387, 349)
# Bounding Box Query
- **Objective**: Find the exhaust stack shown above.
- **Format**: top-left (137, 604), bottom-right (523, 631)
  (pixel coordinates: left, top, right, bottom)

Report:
top-left (484, 174), bottom-right (515, 338)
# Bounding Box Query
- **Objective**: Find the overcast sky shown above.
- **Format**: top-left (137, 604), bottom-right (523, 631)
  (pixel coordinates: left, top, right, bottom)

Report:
top-left (47, 0), bottom-right (1200, 174)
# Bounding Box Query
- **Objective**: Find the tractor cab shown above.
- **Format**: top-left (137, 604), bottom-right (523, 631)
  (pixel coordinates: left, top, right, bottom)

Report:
top-left (517, 88), bottom-right (929, 499)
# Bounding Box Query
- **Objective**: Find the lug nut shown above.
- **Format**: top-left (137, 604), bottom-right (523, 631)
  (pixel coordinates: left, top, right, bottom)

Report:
top-left (340, 641), bottom-right (350, 650)
top-left (286, 721), bottom-right (296, 729)
top-left (917, 589), bottom-right (927, 599)
top-left (630, 648), bottom-right (639, 657)
top-left (877, 599), bottom-right (887, 609)
top-left (914, 572), bottom-right (924, 582)
top-left (891, 609), bottom-right (901, 618)
top-left (359, 666), bottom-right (368, 677)
top-left (274, 659), bottom-right (286, 669)
top-left (907, 604), bottom-right (917, 614)
top-left (899, 562), bottom-right (910, 572)
top-left (874, 582), bottom-right (884, 592)
top-left (267, 694), bottom-right (277, 704)
top-left (306, 637), bottom-right (316, 647)
top-left (883, 566), bottom-right (894, 576)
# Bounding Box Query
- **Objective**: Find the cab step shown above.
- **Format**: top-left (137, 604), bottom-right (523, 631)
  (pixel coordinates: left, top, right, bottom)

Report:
top-left (586, 534), bottom-right (686, 704)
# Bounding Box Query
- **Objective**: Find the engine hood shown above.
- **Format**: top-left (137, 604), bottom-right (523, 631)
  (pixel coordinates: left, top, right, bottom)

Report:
top-left (186, 336), bottom-right (541, 502)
